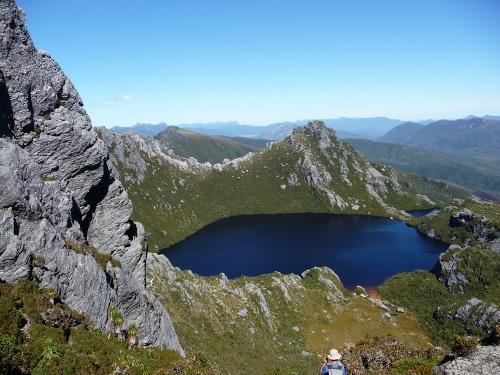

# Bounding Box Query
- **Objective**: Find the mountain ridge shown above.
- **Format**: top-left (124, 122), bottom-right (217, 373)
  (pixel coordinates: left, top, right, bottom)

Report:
top-left (153, 126), bottom-right (268, 164)
top-left (105, 116), bottom-right (409, 139)
top-left (98, 120), bottom-right (461, 251)
top-left (347, 138), bottom-right (500, 199)
top-left (378, 117), bottom-right (500, 171)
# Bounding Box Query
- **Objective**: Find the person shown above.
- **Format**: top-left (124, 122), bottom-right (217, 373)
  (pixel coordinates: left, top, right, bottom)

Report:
top-left (319, 348), bottom-right (347, 375)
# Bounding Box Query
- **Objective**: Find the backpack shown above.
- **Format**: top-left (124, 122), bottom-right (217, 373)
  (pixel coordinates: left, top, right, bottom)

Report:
top-left (323, 363), bottom-right (344, 375)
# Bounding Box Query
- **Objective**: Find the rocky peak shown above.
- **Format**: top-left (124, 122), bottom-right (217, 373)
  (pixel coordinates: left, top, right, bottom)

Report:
top-left (0, 0), bottom-right (182, 353)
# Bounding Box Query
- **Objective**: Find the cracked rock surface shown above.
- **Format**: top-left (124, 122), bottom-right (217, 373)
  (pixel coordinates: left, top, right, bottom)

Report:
top-left (0, 0), bottom-right (182, 353)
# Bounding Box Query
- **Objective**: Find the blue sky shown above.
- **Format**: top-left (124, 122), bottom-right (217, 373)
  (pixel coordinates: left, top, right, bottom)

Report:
top-left (18, 0), bottom-right (500, 127)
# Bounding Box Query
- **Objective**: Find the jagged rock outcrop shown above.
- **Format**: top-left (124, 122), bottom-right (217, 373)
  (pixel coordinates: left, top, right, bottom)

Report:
top-left (434, 245), bottom-right (498, 294)
top-left (448, 209), bottom-right (499, 244)
top-left (452, 299), bottom-right (500, 333)
top-left (288, 121), bottom-right (402, 211)
top-left (0, 0), bottom-right (182, 353)
top-left (449, 209), bottom-right (474, 227)
top-left (434, 245), bottom-right (471, 292)
top-left (433, 345), bottom-right (500, 375)
top-left (431, 245), bottom-right (500, 334)
top-left (433, 298), bottom-right (500, 336)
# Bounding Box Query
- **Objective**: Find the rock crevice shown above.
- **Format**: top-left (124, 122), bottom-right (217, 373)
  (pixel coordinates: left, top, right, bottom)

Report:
top-left (0, 0), bottom-right (182, 353)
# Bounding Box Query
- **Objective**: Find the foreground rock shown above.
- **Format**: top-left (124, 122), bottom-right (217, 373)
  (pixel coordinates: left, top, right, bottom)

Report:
top-left (434, 345), bottom-right (500, 375)
top-left (0, 0), bottom-right (182, 352)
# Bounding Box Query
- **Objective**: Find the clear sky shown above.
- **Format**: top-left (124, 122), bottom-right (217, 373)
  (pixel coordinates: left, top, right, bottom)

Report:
top-left (17, 0), bottom-right (500, 127)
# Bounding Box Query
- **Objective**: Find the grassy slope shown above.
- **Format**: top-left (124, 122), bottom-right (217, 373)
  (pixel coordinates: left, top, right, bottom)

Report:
top-left (0, 280), bottom-right (218, 375)
top-left (99, 124), bottom-right (500, 373)
top-left (148, 258), bottom-right (439, 375)
top-left (222, 135), bottom-right (269, 149)
top-left (380, 199), bottom-right (500, 344)
top-left (346, 138), bottom-right (500, 198)
top-left (153, 127), bottom-right (262, 164)
top-left (108, 124), bottom-right (465, 251)
top-left (379, 247), bottom-right (500, 345)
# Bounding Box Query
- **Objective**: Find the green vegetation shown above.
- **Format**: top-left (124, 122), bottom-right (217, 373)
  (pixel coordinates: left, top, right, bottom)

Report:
top-left (108, 307), bottom-right (124, 336)
top-left (148, 256), bottom-right (439, 375)
top-left (154, 126), bottom-right (264, 164)
top-left (379, 246), bottom-right (500, 344)
top-left (379, 271), bottom-right (460, 344)
top-left (392, 357), bottom-right (439, 374)
top-left (222, 135), bottom-right (269, 149)
top-left (339, 335), bottom-right (444, 374)
top-left (106, 123), bottom-right (462, 250)
top-left (34, 126), bottom-right (42, 139)
top-left (412, 198), bottom-right (500, 246)
top-left (64, 239), bottom-right (121, 269)
top-left (0, 279), bottom-right (219, 375)
top-left (347, 138), bottom-right (500, 199)
top-left (450, 335), bottom-right (479, 357)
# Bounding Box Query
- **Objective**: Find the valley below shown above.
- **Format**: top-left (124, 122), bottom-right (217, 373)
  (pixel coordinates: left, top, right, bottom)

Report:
top-left (100, 121), bottom-right (500, 374)
top-left (1, 1), bottom-right (500, 373)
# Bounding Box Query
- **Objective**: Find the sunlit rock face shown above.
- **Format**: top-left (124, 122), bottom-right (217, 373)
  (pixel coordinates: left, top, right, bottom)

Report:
top-left (0, 0), bottom-right (182, 353)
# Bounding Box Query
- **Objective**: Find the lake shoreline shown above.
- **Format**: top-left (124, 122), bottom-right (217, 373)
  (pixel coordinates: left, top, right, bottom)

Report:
top-left (160, 213), bottom-right (448, 287)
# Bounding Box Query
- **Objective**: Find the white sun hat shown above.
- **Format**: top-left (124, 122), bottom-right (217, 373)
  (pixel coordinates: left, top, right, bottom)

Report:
top-left (327, 348), bottom-right (342, 360)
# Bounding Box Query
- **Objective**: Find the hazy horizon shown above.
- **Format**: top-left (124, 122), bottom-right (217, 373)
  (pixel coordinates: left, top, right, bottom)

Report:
top-left (104, 114), bottom-right (499, 130)
top-left (18, 0), bottom-right (500, 127)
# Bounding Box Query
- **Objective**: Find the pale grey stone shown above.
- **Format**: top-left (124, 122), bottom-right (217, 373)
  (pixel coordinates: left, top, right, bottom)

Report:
top-left (0, 0), bottom-right (182, 353)
top-left (434, 345), bottom-right (500, 375)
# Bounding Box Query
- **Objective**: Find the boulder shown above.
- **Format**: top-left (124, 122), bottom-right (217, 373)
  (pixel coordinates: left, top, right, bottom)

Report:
top-left (434, 345), bottom-right (500, 374)
top-left (449, 209), bottom-right (474, 227)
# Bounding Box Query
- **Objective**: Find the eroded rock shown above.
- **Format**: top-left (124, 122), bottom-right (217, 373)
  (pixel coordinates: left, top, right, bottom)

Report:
top-left (0, 0), bottom-right (182, 353)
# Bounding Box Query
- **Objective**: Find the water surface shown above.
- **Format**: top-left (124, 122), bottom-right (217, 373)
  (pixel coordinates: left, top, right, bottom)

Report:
top-left (407, 208), bottom-right (439, 217)
top-left (162, 214), bottom-right (447, 287)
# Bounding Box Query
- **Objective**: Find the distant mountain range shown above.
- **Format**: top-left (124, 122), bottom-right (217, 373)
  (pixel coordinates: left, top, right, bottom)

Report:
top-left (111, 121), bottom-right (500, 198)
top-left (379, 117), bottom-right (500, 171)
top-left (107, 117), bottom-right (408, 139)
top-left (347, 138), bottom-right (500, 199)
top-left (107, 116), bottom-right (500, 198)
top-left (107, 115), bottom-right (500, 141)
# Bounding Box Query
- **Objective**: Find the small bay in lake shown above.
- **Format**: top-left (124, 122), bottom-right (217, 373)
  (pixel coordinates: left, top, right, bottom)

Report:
top-left (407, 208), bottom-right (439, 217)
top-left (161, 214), bottom-right (447, 288)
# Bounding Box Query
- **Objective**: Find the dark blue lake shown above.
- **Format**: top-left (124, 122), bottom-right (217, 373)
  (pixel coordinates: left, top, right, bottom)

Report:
top-left (407, 208), bottom-right (439, 217)
top-left (161, 214), bottom-right (447, 288)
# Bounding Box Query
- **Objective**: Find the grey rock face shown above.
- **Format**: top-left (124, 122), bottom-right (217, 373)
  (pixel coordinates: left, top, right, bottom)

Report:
top-left (448, 209), bottom-right (498, 244)
top-left (449, 209), bottom-right (474, 227)
top-left (452, 298), bottom-right (500, 334)
top-left (434, 345), bottom-right (500, 375)
top-left (0, 0), bottom-right (182, 353)
top-left (96, 128), bottom-right (150, 184)
top-left (435, 245), bottom-right (470, 293)
top-left (287, 121), bottom-right (402, 212)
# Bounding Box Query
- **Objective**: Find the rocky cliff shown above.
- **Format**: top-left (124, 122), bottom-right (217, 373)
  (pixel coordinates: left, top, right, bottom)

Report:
top-left (98, 120), bottom-right (441, 250)
top-left (0, 0), bottom-right (182, 353)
